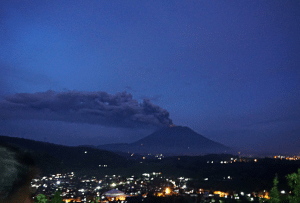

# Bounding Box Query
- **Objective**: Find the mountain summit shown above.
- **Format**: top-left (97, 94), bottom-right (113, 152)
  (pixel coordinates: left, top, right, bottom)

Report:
top-left (98, 126), bottom-right (234, 155)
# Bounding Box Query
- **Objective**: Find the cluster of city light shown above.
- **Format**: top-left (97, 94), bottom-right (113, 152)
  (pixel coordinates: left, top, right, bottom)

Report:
top-left (31, 170), bottom-right (277, 203)
top-left (274, 155), bottom-right (300, 160)
top-left (206, 157), bottom-right (240, 164)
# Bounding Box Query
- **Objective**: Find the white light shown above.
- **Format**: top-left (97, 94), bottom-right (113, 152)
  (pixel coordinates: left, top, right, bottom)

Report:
top-left (281, 190), bottom-right (285, 194)
top-left (85, 151), bottom-right (87, 153)
top-left (56, 181), bottom-right (60, 185)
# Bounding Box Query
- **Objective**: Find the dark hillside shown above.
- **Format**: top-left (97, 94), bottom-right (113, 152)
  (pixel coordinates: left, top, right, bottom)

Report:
top-left (0, 135), bottom-right (131, 175)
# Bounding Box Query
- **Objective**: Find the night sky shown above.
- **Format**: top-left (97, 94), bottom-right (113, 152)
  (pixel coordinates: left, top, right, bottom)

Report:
top-left (0, 0), bottom-right (299, 153)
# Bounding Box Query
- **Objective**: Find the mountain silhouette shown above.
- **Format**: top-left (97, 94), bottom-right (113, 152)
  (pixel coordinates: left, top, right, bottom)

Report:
top-left (98, 126), bottom-right (235, 155)
top-left (0, 135), bottom-right (130, 175)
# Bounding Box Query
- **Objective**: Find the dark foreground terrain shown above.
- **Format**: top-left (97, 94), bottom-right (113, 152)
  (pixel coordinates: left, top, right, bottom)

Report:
top-left (1, 135), bottom-right (299, 193)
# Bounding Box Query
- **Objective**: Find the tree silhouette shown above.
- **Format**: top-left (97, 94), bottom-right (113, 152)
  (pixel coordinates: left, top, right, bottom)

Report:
top-left (51, 189), bottom-right (64, 203)
top-left (34, 194), bottom-right (49, 203)
top-left (268, 176), bottom-right (280, 203)
top-left (90, 196), bottom-right (101, 203)
top-left (268, 168), bottom-right (300, 203)
top-left (286, 168), bottom-right (300, 203)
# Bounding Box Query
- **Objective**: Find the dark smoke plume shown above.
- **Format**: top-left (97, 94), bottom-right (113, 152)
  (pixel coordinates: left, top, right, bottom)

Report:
top-left (0, 90), bottom-right (173, 128)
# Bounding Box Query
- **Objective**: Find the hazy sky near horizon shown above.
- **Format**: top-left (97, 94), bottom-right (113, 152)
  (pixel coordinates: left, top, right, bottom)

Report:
top-left (0, 0), bottom-right (299, 153)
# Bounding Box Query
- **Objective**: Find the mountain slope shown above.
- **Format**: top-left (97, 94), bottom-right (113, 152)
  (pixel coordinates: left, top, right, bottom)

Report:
top-left (0, 135), bottom-right (131, 174)
top-left (98, 126), bottom-right (235, 155)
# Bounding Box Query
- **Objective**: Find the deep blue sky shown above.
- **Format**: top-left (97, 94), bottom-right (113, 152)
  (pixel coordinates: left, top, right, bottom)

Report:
top-left (1, 0), bottom-right (299, 153)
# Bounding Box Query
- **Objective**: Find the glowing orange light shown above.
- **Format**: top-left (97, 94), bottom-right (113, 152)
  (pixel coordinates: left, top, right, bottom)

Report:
top-left (214, 191), bottom-right (228, 197)
top-left (156, 192), bottom-right (163, 197)
top-left (165, 187), bottom-right (171, 195)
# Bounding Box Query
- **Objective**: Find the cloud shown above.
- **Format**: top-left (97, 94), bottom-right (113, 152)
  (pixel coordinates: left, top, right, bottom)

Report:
top-left (0, 90), bottom-right (173, 128)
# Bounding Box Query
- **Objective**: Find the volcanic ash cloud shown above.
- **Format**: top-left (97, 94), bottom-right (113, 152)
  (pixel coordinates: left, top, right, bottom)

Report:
top-left (0, 90), bottom-right (173, 128)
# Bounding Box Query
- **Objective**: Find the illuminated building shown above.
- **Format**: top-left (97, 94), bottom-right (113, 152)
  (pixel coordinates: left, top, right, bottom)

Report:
top-left (104, 189), bottom-right (127, 201)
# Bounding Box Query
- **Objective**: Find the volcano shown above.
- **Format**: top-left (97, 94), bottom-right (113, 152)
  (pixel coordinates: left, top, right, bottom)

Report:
top-left (97, 126), bottom-right (235, 155)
